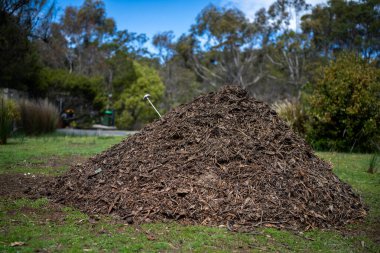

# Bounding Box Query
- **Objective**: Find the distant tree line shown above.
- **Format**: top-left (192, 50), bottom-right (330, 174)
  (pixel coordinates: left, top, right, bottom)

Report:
top-left (1, 0), bottom-right (379, 151)
top-left (153, 0), bottom-right (379, 105)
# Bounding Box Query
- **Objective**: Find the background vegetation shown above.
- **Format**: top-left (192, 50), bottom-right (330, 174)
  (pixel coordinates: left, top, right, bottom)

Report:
top-left (18, 99), bottom-right (59, 135)
top-left (0, 0), bottom-right (379, 151)
top-left (0, 98), bottom-right (19, 144)
top-left (305, 53), bottom-right (380, 152)
top-left (0, 98), bottom-right (59, 144)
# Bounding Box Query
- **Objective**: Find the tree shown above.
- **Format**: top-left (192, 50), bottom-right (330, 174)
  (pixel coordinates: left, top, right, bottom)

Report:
top-left (0, 0), bottom-right (55, 40)
top-left (266, 0), bottom-right (310, 32)
top-left (109, 30), bottom-right (149, 59)
top-left (58, 0), bottom-right (116, 75)
top-left (305, 53), bottom-right (380, 152)
top-left (39, 0), bottom-right (152, 97)
top-left (152, 31), bottom-right (201, 109)
top-left (264, 31), bottom-right (314, 98)
top-left (152, 31), bottom-right (175, 63)
top-left (189, 5), bottom-right (263, 89)
top-left (40, 67), bottom-right (106, 109)
top-left (301, 0), bottom-right (380, 59)
top-left (102, 30), bottom-right (149, 93)
top-left (0, 0), bottom-right (54, 93)
top-left (113, 61), bottom-right (164, 129)
top-left (248, 0), bottom-right (313, 101)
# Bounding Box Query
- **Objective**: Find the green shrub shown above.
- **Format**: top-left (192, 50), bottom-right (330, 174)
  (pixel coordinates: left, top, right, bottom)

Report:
top-left (114, 62), bottom-right (164, 129)
top-left (18, 99), bottom-right (59, 135)
top-left (40, 68), bottom-right (106, 110)
top-left (305, 53), bottom-right (380, 152)
top-left (272, 99), bottom-right (308, 136)
top-left (0, 98), bottom-right (20, 144)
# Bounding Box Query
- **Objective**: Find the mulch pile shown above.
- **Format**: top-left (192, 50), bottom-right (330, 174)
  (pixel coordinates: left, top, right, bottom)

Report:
top-left (39, 86), bottom-right (367, 230)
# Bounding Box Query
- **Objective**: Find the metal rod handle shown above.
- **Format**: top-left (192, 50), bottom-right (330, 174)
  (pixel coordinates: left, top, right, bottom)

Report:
top-left (146, 97), bottom-right (162, 118)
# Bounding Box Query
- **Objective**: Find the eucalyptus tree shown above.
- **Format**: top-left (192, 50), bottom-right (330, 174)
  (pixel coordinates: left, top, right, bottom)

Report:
top-left (189, 4), bottom-right (264, 89)
top-left (152, 32), bottom-right (201, 109)
top-left (58, 0), bottom-right (116, 75)
top-left (254, 0), bottom-right (313, 99)
top-left (152, 31), bottom-right (176, 64)
top-left (301, 0), bottom-right (380, 59)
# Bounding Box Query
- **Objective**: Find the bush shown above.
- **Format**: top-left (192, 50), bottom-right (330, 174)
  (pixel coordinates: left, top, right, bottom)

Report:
top-left (272, 99), bottom-right (308, 136)
top-left (114, 62), bottom-right (164, 129)
top-left (40, 68), bottom-right (106, 110)
top-left (305, 53), bottom-right (380, 152)
top-left (0, 98), bottom-right (20, 144)
top-left (18, 99), bottom-right (59, 135)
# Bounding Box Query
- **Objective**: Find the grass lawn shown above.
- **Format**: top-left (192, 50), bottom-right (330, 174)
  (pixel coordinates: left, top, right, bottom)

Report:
top-left (0, 135), bottom-right (379, 252)
top-left (0, 134), bottom-right (124, 175)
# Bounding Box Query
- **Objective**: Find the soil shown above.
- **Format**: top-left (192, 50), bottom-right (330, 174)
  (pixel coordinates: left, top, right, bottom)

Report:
top-left (36, 86), bottom-right (367, 231)
top-left (0, 174), bottom-right (49, 198)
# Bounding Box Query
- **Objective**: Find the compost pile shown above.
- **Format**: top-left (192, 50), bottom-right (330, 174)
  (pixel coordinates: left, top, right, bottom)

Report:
top-left (42, 86), bottom-right (366, 230)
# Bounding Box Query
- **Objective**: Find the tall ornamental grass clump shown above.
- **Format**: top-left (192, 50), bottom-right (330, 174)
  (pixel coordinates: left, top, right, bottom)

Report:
top-left (0, 98), bottom-right (20, 144)
top-left (272, 99), bottom-right (308, 136)
top-left (18, 99), bottom-right (59, 135)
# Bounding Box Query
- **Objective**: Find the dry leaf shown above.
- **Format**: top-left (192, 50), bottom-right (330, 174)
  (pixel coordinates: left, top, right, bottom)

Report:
top-left (10, 241), bottom-right (25, 247)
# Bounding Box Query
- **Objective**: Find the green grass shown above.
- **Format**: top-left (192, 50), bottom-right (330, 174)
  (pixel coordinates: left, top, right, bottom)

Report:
top-left (0, 135), bottom-right (379, 252)
top-left (1, 198), bottom-right (377, 252)
top-left (318, 152), bottom-right (380, 220)
top-left (0, 134), bottom-right (124, 175)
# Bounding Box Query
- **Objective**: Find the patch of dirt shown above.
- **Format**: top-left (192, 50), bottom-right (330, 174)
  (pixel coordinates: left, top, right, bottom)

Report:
top-left (36, 86), bottom-right (367, 231)
top-left (0, 174), bottom-right (50, 198)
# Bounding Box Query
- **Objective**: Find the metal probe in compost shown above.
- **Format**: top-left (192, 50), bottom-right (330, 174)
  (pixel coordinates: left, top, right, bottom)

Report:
top-left (143, 94), bottom-right (162, 118)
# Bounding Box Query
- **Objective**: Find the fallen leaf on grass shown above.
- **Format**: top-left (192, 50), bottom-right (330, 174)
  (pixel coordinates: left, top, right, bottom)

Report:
top-left (146, 234), bottom-right (156, 241)
top-left (10, 241), bottom-right (25, 247)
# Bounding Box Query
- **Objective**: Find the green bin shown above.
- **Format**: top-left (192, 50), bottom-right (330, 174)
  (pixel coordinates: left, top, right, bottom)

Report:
top-left (101, 110), bottom-right (114, 126)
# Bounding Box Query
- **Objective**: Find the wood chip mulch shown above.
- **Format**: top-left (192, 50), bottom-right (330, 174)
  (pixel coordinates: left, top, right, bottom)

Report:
top-left (37, 86), bottom-right (367, 231)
